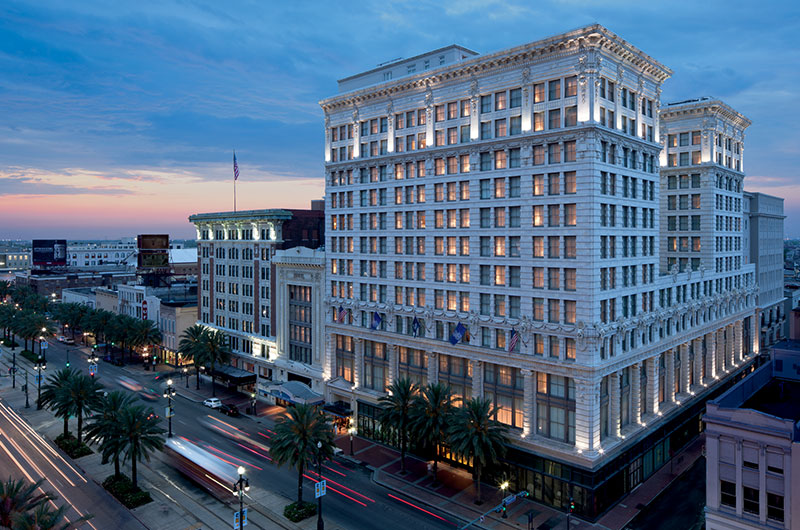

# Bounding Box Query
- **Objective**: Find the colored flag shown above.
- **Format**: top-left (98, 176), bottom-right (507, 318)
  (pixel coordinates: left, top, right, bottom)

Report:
top-left (233, 151), bottom-right (240, 181)
top-left (412, 317), bottom-right (421, 338)
top-left (449, 322), bottom-right (467, 345)
top-left (337, 306), bottom-right (346, 323)
top-left (508, 328), bottom-right (519, 352)
top-left (370, 312), bottom-right (383, 330)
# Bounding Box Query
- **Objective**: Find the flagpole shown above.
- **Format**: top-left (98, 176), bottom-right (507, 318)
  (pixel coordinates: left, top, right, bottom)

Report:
top-left (233, 150), bottom-right (238, 212)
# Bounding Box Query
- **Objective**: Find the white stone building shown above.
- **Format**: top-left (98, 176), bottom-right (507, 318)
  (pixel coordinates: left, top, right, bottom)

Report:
top-left (319, 24), bottom-right (761, 519)
top-left (745, 192), bottom-right (786, 348)
top-left (704, 346), bottom-right (800, 529)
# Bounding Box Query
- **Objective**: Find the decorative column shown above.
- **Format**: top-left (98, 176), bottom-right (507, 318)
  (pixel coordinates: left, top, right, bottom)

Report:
top-left (726, 324), bottom-right (735, 368)
top-left (387, 344), bottom-right (398, 385)
top-left (692, 338), bottom-right (703, 389)
top-left (717, 329), bottom-right (726, 373)
top-left (574, 378), bottom-right (601, 453)
top-left (353, 338), bottom-right (363, 389)
top-left (645, 357), bottom-right (659, 416)
top-left (521, 369), bottom-right (535, 438)
top-left (679, 343), bottom-right (690, 395)
top-left (609, 372), bottom-right (621, 438)
top-left (705, 332), bottom-right (716, 382)
top-left (323, 333), bottom-right (335, 382)
top-left (751, 311), bottom-right (760, 355)
top-left (386, 101), bottom-right (395, 153)
top-left (734, 320), bottom-right (743, 363)
top-left (470, 360), bottom-right (483, 399)
top-left (351, 110), bottom-right (360, 158)
top-left (665, 349), bottom-right (676, 403)
top-left (426, 351), bottom-right (438, 385)
top-left (631, 363), bottom-right (642, 425)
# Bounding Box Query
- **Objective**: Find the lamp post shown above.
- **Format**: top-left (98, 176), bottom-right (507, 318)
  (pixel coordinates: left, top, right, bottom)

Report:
top-left (183, 367), bottom-right (189, 388)
top-left (11, 348), bottom-right (16, 389)
top-left (251, 393), bottom-right (257, 417)
top-left (500, 481), bottom-right (509, 519)
top-left (143, 347), bottom-right (149, 371)
top-left (233, 466), bottom-right (249, 530)
top-left (316, 440), bottom-right (324, 530)
top-left (24, 370), bottom-right (29, 408)
top-left (89, 353), bottom-right (99, 378)
top-left (348, 425), bottom-right (356, 456)
top-left (34, 356), bottom-right (46, 410)
top-left (163, 378), bottom-right (176, 438)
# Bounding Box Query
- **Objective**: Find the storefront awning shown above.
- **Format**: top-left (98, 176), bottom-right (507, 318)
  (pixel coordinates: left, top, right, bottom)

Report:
top-left (261, 381), bottom-right (323, 405)
top-left (211, 365), bottom-right (257, 385)
top-left (322, 403), bottom-right (352, 418)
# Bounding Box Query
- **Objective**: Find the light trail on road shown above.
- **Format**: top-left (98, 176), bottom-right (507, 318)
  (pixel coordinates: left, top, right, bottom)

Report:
top-left (387, 494), bottom-right (458, 526)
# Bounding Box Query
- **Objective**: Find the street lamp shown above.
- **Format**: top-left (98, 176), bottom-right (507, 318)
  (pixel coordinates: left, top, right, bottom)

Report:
top-left (24, 370), bottom-right (29, 409)
top-left (500, 481), bottom-right (509, 519)
top-left (10, 347), bottom-right (16, 389)
top-left (34, 356), bottom-right (46, 410)
top-left (251, 393), bottom-right (257, 417)
top-left (183, 367), bottom-right (189, 388)
top-left (348, 425), bottom-right (357, 456)
top-left (316, 440), bottom-right (324, 530)
top-left (89, 353), bottom-right (99, 378)
top-left (163, 378), bottom-right (176, 438)
top-left (233, 466), bottom-right (249, 530)
top-left (143, 347), bottom-right (149, 371)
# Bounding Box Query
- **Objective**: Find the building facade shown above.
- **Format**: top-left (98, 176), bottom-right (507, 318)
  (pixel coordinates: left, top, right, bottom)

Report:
top-left (0, 249), bottom-right (30, 271)
top-left (319, 24), bottom-right (761, 519)
top-left (745, 192), bottom-right (786, 349)
top-left (14, 268), bottom-right (136, 299)
top-left (704, 345), bottom-right (800, 530)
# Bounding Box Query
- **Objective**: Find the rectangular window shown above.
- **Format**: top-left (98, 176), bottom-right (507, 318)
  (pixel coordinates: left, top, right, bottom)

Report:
top-left (549, 109), bottom-right (561, 130)
top-left (548, 80), bottom-right (561, 100)
top-left (720, 480), bottom-right (736, 508)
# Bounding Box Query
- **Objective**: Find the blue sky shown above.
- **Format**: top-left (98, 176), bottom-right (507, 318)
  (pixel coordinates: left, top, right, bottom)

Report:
top-left (0, 0), bottom-right (798, 239)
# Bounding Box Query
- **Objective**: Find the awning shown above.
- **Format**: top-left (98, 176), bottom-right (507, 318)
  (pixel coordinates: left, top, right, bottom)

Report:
top-left (211, 365), bottom-right (257, 385)
top-left (261, 380), bottom-right (323, 405)
top-left (322, 403), bottom-right (352, 418)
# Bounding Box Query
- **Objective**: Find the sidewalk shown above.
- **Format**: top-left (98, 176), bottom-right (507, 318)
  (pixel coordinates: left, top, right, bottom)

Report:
top-left (335, 430), bottom-right (707, 530)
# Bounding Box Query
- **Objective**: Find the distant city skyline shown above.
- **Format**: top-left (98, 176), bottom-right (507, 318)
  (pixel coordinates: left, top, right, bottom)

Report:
top-left (1, 0), bottom-right (798, 239)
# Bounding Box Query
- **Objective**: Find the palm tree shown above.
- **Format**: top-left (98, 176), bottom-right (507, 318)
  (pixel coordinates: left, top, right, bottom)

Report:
top-left (85, 391), bottom-right (137, 479)
top-left (379, 377), bottom-right (417, 474)
top-left (0, 304), bottom-right (14, 342)
top-left (0, 280), bottom-right (10, 301)
top-left (270, 404), bottom-right (335, 506)
top-left (66, 374), bottom-right (103, 445)
top-left (132, 319), bottom-right (162, 364)
top-left (447, 398), bottom-right (509, 504)
top-left (118, 404), bottom-right (165, 489)
top-left (11, 501), bottom-right (91, 530)
top-left (0, 477), bottom-right (51, 528)
top-left (409, 383), bottom-right (454, 485)
top-left (40, 368), bottom-right (79, 438)
top-left (178, 324), bottom-right (207, 390)
top-left (196, 330), bottom-right (231, 397)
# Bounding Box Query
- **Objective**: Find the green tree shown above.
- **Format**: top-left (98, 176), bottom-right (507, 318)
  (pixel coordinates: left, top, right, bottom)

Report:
top-left (409, 383), bottom-right (454, 485)
top-left (132, 319), bottom-right (162, 363)
top-left (195, 330), bottom-right (231, 397)
top-left (0, 304), bottom-right (14, 342)
top-left (66, 374), bottom-right (104, 445)
top-left (85, 391), bottom-right (137, 479)
top-left (269, 404), bottom-right (335, 506)
top-left (0, 280), bottom-right (10, 301)
top-left (0, 477), bottom-right (51, 528)
top-left (118, 404), bottom-right (165, 489)
top-left (447, 398), bottom-right (508, 504)
top-left (178, 324), bottom-right (207, 390)
top-left (379, 377), bottom-right (417, 474)
top-left (40, 368), bottom-right (79, 437)
top-left (11, 501), bottom-right (91, 530)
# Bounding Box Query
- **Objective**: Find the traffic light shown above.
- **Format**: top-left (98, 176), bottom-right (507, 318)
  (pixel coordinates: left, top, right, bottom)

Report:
top-left (65, 360), bottom-right (70, 367)
top-left (501, 501), bottom-right (507, 519)
top-left (569, 497), bottom-right (575, 513)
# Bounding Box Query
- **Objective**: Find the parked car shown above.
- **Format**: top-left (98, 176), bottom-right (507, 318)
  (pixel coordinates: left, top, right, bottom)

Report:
top-left (218, 404), bottom-right (239, 417)
top-left (63, 337), bottom-right (75, 345)
top-left (203, 397), bottom-right (222, 409)
top-left (138, 388), bottom-right (160, 402)
top-left (56, 336), bottom-right (66, 343)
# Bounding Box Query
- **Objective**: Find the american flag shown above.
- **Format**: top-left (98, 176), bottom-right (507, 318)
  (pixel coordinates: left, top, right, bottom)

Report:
top-left (337, 306), bottom-right (346, 323)
top-left (233, 151), bottom-right (239, 181)
top-left (508, 328), bottom-right (519, 352)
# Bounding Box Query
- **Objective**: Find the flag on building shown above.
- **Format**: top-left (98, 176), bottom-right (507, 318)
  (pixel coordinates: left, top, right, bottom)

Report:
top-left (370, 312), bottom-right (383, 330)
top-left (337, 306), bottom-right (346, 323)
top-left (412, 317), bottom-right (421, 338)
top-left (233, 151), bottom-right (240, 181)
top-left (508, 328), bottom-right (519, 352)
top-left (449, 322), bottom-right (467, 345)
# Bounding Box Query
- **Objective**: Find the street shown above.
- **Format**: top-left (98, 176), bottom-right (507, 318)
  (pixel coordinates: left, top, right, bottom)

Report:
top-left (3, 337), bottom-right (460, 530)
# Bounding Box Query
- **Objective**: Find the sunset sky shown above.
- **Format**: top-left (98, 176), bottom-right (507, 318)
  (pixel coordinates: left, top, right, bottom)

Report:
top-left (1, 1), bottom-right (798, 240)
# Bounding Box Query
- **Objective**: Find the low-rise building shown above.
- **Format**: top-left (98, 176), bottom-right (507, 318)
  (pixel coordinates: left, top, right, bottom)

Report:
top-left (0, 249), bottom-right (30, 271)
top-left (15, 268), bottom-right (137, 299)
top-left (61, 287), bottom-right (96, 309)
top-left (704, 343), bottom-right (800, 529)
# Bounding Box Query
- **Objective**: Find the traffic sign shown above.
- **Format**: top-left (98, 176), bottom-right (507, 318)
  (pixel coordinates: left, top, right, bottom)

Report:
top-left (34, 374), bottom-right (42, 385)
top-left (315, 479), bottom-right (327, 498)
top-left (165, 406), bottom-right (174, 418)
top-left (40, 341), bottom-right (48, 350)
top-left (233, 508), bottom-right (248, 529)
top-left (89, 364), bottom-right (98, 373)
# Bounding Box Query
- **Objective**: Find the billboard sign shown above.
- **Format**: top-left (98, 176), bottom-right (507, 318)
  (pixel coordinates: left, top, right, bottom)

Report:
top-left (137, 234), bottom-right (169, 270)
top-left (31, 239), bottom-right (67, 267)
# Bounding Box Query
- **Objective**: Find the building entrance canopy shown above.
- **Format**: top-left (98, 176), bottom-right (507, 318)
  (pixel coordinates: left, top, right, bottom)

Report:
top-left (211, 365), bottom-right (257, 386)
top-left (262, 380), bottom-right (323, 405)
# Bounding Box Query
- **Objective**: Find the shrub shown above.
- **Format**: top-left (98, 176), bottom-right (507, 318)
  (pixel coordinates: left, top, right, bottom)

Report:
top-left (20, 349), bottom-right (40, 363)
top-left (1, 338), bottom-right (18, 347)
top-left (54, 433), bottom-right (92, 459)
top-left (102, 475), bottom-right (152, 509)
top-left (284, 501), bottom-right (316, 522)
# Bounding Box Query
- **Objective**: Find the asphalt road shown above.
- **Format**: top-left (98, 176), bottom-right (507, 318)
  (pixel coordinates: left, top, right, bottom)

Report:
top-left (19, 337), bottom-right (460, 530)
top-left (0, 397), bottom-right (147, 530)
